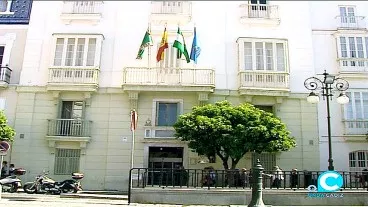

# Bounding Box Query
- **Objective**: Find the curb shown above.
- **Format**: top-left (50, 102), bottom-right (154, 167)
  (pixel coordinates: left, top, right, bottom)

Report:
top-left (60, 193), bottom-right (128, 200)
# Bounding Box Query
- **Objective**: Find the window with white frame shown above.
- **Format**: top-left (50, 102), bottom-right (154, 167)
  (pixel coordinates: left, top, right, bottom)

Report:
top-left (52, 35), bottom-right (102, 67)
top-left (0, 0), bottom-right (13, 13)
top-left (349, 151), bottom-right (368, 171)
top-left (339, 6), bottom-right (356, 24)
top-left (154, 101), bottom-right (182, 126)
top-left (54, 148), bottom-right (80, 175)
top-left (156, 43), bottom-right (182, 68)
top-left (345, 91), bottom-right (368, 121)
top-left (239, 38), bottom-right (287, 72)
top-left (337, 36), bottom-right (368, 68)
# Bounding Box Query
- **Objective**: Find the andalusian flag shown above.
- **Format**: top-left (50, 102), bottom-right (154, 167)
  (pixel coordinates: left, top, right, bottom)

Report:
top-left (173, 27), bottom-right (190, 63)
top-left (136, 28), bottom-right (153, 59)
top-left (156, 27), bottom-right (168, 62)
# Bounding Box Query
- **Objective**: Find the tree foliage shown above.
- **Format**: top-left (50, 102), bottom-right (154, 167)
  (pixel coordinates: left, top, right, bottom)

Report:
top-left (0, 110), bottom-right (15, 142)
top-left (173, 100), bottom-right (296, 169)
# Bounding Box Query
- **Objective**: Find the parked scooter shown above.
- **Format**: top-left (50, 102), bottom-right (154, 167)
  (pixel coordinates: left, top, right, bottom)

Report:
top-left (23, 171), bottom-right (84, 194)
top-left (0, 168), bottom-right (26, 193)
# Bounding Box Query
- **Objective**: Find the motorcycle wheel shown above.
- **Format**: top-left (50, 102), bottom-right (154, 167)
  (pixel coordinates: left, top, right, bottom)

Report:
top-left (23, 183), bottom-right (37, 194)
top-left (9, 183), bottom-right (18, 193)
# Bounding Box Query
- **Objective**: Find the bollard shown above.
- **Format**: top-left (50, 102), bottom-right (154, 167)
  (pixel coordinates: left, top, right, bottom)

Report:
top-left (248, 159), bottom-right (265, 207)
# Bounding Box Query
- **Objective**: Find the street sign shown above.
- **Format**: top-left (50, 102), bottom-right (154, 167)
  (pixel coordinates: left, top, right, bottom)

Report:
top-left (0, 141), bottom-right (10, 154)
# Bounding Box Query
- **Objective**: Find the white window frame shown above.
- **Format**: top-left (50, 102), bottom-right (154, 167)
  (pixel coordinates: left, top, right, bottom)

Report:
top-left (51, 34), bottom-right (103, 68)
top-left (0, 0), bottom-right (14, 14)
top-left (349, 150), bottom-right (368, 172)
top-left (338, 5), bottom-right (357, 24)
top-left (237, 38), bottom-right (289, 72)
top-left (336, 35), bottom-right (368, 67)
top-left (151, 99), bottom-right (183, 127)
top-left (0, 33), bottom-right (16, 67)
top-left (344, 90), bottom-right (368, 121)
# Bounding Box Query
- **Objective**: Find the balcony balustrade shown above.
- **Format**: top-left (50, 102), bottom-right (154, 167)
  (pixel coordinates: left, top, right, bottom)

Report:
top-left (62, 1), bottom-right (103, 14)
top-left (47, 119), bottom-right (92, 137)
top-left (122, 67), bottom-right (215, 92)
top-left (61, 1), bottom-right (103, 24)
top-left (238, 71), bottom-right (289, 96)
top-left (343, 120), bottom-right (368, 135)
top-left (239, 4), bottom-right (280, 25)
top-left (47, 67), bottom-right (99, 92)
top-left (338, 58), bottom-right (368, 75)
top-left (150, 1), bottom-right (192, 24)
top-left (336, 16), bottom-right (366, 29)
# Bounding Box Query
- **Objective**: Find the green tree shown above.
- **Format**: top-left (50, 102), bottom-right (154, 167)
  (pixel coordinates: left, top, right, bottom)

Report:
top-left (0, 110), bottom-right (15, 142)
top-left (173, 100), bottom-right (296, 170)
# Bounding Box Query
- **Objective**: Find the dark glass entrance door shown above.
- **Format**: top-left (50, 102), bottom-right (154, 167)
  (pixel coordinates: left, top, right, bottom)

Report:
top-left (147, 147), bottom-right (183, 185)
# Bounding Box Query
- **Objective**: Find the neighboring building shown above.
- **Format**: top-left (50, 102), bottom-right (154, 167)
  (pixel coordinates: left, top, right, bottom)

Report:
top-left (310, 1), bottom-right (368, 172)
top-left (10, 1), bottom-right (319, 191)
top-left (0, 0), bottom-right (33, 159)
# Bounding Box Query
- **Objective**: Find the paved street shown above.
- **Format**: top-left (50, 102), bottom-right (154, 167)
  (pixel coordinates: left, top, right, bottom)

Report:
top-left (0, 192), bottom-right (364, 207)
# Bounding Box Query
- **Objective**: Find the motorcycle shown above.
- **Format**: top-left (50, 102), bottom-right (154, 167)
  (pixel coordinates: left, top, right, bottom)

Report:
top-left (0, 168), bottom-right (26, 193)
top-left (23, 171), bottom-right (84, 194)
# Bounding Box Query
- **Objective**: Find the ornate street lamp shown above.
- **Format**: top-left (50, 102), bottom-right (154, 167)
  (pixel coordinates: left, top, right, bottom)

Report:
top-left (304, 70), bottom-right (349, 171)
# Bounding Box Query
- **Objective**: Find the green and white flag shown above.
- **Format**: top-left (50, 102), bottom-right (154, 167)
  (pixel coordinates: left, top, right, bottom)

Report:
top-left (136, 28), bottom-right (153, 59)
top-left (173, 27), bottom-right (190, 63)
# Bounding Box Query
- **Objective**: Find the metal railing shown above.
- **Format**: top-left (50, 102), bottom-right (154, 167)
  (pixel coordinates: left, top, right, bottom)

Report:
top-left (129, 168), bottom-right (368, 190)
top-left (343, 120), bottom-right (368, 135)
top-left (0, 66), bottom-right (11, 83)
top-left (240, 4), bottom-right (279, 19)
top-left (123, 67), bottom-right (215, 87)
top-left (336, 16), bottom-right (366, 29)
top-left (62, 1), bottom-right (103, 14)
top-left (238, 71), bottom-right (289, 90)
top-left (151, 1), bottom-right (192, 15)
top-left (48, 67), bottom-right (99, 85)
top-left (47, 119), bottom-right (92, 137)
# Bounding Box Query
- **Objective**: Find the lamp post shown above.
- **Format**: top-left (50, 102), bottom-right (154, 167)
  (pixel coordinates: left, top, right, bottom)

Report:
top-left (304, 70), bottom-right (349, 171)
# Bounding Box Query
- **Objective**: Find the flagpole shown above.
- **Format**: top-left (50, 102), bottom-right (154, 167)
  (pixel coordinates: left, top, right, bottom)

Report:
top-left (148, 23), bottom-right (151, 69)
top-left (193, 23), bottom-right (197, 69)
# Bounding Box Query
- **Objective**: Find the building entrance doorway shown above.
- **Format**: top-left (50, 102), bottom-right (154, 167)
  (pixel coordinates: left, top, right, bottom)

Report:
top-left (147, 147), bottom-right (184, 185)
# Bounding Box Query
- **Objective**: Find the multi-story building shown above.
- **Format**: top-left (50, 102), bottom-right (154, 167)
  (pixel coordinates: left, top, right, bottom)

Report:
top-left (310, 1), bottom-right (368, 172)
top-left (0, 0), bottom-right (33, 157)
top-left (8, 1), bottom-right (319, 191)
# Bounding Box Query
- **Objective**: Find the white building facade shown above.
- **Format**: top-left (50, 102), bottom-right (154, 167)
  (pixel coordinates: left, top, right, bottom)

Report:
top-left (310, 1), bottom-right (368, 172)
top-left (1, 1), bottom-right (331, 191)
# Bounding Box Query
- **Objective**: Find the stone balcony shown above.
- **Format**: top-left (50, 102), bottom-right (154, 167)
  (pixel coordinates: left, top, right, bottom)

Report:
top-left (239, 3), bottom-right (280, 26)
top-left (343, 120), bottom-right (368, 142)
top-left (60, 1), bottom-right (103, 24)
top-left (150, 1), bottom-right (192, 25)
top-left (0, 66), bottom-right (11, 88)
top-left (46, 67), bottom-right (99, 92)
top-left (335, 16), bottom-right (366, 30)
top-left (46, 119), bottom-right (92, 151)
top-left (122, 67), bottom-right (215, 92)
top-left (238, 71), bottom-right (290, 96)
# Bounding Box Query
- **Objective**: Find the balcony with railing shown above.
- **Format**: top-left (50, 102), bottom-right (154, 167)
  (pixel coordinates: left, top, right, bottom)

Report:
top-left (46, 119), bottom-right (92, 145)
top-left (150, 1), bottom-right (192, 24)
top-left (337, 58), bottom-right (368, 77)
top-left (336, 16), bottom-right (366, 30)
top-left (122, 67), bottom-right (215, 92)
top-left (0, 66), bottom-right (11, 88)
top-left (47, 67), bottom-right (99, 92)
top-left (239, 4), bottom-right (280, 26)
top-left (238, 71), bottom-right (290, 96)
top-left (60, 1), bottom-right (103, 24)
